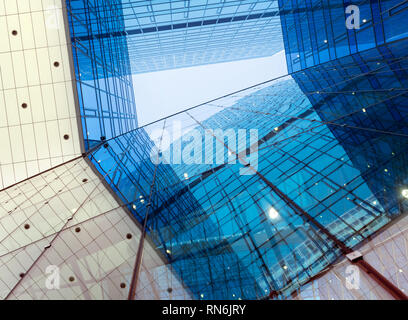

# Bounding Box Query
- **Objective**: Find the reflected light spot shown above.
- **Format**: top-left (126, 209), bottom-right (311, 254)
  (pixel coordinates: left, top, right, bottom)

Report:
top-left (268, 207), bottom-right (279, 220)
top-left (402, 189), bottom-right (408, 199)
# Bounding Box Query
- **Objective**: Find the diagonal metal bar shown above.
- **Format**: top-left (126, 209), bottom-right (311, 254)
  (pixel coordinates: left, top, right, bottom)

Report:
top-left (127, 121), bottom-right (167, 300)
top-left (187, 112), bottom-right (408, 300)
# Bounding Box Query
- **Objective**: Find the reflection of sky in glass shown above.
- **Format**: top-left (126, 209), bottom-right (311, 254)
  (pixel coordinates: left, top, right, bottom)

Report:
top-left (120, 0), bottom-right (284, 73)
top-left (65, 0), bottom-right (408, 300)
top-left (86, 42), bottom-right (408, 297)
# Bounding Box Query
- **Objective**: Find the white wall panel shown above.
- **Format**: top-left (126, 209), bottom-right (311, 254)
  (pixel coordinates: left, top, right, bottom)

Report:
top-left (0, 0), bottom-right (82, 190)
top-left (0, 0), bottom-right (189, 300)
top-left (0, 158), bottom-right (191, 300)
top-left (293, 215), bottom-right (408, 300)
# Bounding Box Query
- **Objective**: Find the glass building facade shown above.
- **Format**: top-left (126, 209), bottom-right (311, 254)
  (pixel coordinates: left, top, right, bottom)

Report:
top-left (123, 0), bottom-right (284, 73)
top-left (59, 0), bottom-right (408, 300)
top-left (66, 0), bottom-right (138, 148)
top-left (279, 0), bottom-right (408, 73)
top-left (69, 0), bottom-right (284, 73)
top-left (80, 35), bottom-right (408, 298)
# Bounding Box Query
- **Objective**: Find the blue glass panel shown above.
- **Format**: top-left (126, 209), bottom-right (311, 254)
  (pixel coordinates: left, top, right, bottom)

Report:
top-left (81, 39), bottom-right (408, 298)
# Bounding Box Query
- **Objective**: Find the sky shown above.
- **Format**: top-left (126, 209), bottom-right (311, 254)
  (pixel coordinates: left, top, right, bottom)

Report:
top-left (132, 51), bottom-right (287, 126)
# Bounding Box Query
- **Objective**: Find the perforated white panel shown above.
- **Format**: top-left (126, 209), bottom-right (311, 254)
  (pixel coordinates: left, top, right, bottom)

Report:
top-left (0, 157), bottom-right (190, 300)
top-left (0, 0), bottom-right (81, 190)
top-left (0, 0), bottom-right (190, 300)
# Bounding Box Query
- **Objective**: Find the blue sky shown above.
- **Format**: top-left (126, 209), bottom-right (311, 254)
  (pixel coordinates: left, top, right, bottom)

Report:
top-left (133, 51), bottom-right (287, 126)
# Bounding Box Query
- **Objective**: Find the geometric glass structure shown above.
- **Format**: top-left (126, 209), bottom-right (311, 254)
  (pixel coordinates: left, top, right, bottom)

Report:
top-left (1, 0), bottom-right (408, 301)
top-left (70, 0), bottom-right (284, 73)
top-left (87, 39), bottom-right (408, 298)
